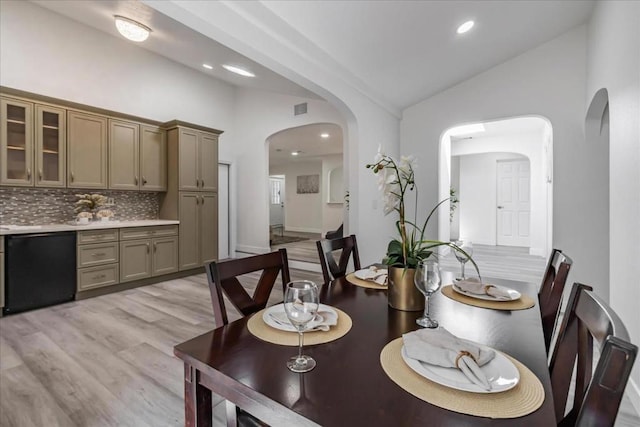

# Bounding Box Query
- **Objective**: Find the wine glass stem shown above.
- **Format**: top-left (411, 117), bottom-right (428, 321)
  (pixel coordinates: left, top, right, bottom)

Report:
top-left (297, 331), bottom-right (304, 361)
top-left (423, 295), bottom-right (430, 319)
top-left (460, 261), bottom-right (466, 279)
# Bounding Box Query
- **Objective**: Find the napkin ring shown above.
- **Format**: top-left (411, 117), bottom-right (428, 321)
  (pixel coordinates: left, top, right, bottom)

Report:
top-left (455, 351), bottom-right (477, 368)
top-left (483, 285), bottom-right (495, 294)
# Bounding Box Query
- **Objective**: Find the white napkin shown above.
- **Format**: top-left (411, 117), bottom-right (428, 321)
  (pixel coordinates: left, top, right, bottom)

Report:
top-left (402, 327), bottom-right (495, 390)
top-left (269, 307), bottom-right (338, 331)
top-left (354, 266), bottom-right (388, 285)
top-left (456, 278), bottom-right (512, 300)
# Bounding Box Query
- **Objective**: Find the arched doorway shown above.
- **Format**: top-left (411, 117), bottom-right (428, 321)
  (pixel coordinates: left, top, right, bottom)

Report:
top-left (266, 123), bottom-right (345, 264)
top-left (439, 116), bottom-right (553, 257)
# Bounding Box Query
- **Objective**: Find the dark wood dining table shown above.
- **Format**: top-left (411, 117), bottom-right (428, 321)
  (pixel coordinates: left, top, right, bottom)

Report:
top-left (174, 271), bottom-right (556, 426)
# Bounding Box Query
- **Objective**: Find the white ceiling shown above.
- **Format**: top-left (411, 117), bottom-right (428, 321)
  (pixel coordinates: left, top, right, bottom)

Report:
top-left (268, 123), bottom-right (343, 167)
top-left (31, 0), bottom-right (320, 100)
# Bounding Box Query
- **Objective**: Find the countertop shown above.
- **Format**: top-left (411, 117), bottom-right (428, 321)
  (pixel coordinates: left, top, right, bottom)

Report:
top-left (0, 220), bottom-right (179, 236)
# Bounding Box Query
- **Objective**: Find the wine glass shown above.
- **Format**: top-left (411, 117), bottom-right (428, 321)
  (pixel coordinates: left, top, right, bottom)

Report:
top-left (413, 259), bottom-right (442, 328)
top-left (284, 280), bottom-right (320, 373)
top-left (454, 240), bottom-right (473, 280)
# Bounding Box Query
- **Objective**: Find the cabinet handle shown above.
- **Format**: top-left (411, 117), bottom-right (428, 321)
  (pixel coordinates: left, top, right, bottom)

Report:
top-left (39, 169), bottom-right (42, 180)
top-left (201, 196), bottom-right (205, 204)
top-left (134, 176), bottom-right (139, 185)
top-left (70, 172), bottom-right (75, 182)
top-left (92, 252), bottom-right (106, 257)
top-left (142, 176), bottom-right (147, 185)
top-left (27, 169), bottom-right (31, 179)
top-left (146, 243), bottom-right (150, 253)
top-left (92, 274), bottom-right (106, 280)
top-left (153, 242), bottom-right (157, 253)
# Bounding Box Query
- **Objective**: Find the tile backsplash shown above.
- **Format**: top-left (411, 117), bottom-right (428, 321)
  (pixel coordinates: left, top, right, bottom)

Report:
top-left (0, 187), bottom-right (159, 225)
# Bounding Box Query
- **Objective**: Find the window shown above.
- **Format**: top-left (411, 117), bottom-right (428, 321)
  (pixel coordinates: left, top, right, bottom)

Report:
top-left (270, 178), bottom-right (282, 205)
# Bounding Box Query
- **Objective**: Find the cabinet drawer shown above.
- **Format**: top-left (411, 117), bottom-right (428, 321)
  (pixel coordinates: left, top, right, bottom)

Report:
top-left (77, 242), bottom-right (119, 267)
top-left (77, 229), bottom-right (118, 244)
top-left (78, 264), bottom-right (119, 291)
top-left (120, 225), bottom-right (178, 240)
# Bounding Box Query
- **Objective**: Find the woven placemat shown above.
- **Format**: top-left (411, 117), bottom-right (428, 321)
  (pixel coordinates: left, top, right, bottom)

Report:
top-left (346, 272), bottom-right (388, 290)
top-left (441, 285), bottom-right (536, 311)
top-left (247, 307), bottom-right (352, 346)
top-left (380, 338), bottom-right (545, 418)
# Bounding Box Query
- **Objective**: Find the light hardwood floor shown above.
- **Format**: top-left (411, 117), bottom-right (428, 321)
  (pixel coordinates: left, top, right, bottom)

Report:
top-left (0, 245), bottom-right (637, 426)
top-left (271, 231), bottom-right (322, 263)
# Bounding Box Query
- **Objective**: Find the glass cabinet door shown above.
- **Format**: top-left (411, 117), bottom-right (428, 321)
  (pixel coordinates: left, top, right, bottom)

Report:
top-left (35, 104), bottom-right (66, 187)
top-left (1, 97), bottom-right (34, 186)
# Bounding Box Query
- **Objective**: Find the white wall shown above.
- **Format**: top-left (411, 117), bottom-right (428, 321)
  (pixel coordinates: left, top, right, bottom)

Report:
top-left (270, 160), bottom-right (323, 233)
top-left (321, 154), bottom-right (344, 235)
top-left (401, 26), bottom-right (606, 292)
top-left (452, 130), bottom-right (548, 255)
top-left (586, 0), bottom-right (640, 411)
top-left (457, 153), bottom-right (525, 245)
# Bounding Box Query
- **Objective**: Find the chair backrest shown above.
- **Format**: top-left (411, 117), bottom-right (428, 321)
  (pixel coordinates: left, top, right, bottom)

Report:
top-left (549, 283), bottom-right (637, 426)
top-left (539, 248), bottom-right (573, 352)
top-left (316, 234), bottom-right (361, 284)
top-left (205, 248), bottom-right (291, 327)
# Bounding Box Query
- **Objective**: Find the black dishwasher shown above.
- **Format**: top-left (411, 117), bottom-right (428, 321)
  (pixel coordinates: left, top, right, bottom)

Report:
top-left (4, 232), bottom-right (76, 315)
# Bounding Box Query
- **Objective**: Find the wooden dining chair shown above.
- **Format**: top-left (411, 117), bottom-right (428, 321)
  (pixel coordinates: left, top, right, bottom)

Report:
top-left (316, 234), bottom-right (361, 284)
top-left (205, 249), bottom-right (291, 427)
top-left (539, 248), bottom-right (573, 353)
top-left (548, 283), bottom-right (637, 427)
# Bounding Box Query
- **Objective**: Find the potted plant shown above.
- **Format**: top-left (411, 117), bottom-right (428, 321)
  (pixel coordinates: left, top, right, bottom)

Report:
top-left (366, 148), bottom-right (479, 311)
top-left (74, 193), bottom-right (107, 222)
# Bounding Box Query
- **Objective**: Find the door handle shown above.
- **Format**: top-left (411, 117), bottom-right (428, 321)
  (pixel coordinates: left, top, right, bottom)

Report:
top-left (497, 206), bottom-right (504, 209)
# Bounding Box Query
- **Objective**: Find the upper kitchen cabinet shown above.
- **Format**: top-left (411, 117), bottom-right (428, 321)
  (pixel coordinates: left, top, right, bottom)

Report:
top-left (1, 96), bottom-right (66, 188)
top-left (109, 119), bottom-right (139, 190)
top-left (1, 97), bottom-right (34, 186)
top-left (67, 110), bottom-right (107, 189)
top-left (167, 124), bottom-right (220, 192)
top-left (140, 125), bottom-right (167, 191)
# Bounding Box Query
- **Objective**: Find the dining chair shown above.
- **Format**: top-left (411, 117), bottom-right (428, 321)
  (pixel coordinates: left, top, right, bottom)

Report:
top-left (548, 282), bottom-right (637, 427)
top-left (316, 234), bottom-right (361, 284)
top-left (205, 248), bottom-right (291, 427)
top-left (538, 248), bottom-right (573, 353)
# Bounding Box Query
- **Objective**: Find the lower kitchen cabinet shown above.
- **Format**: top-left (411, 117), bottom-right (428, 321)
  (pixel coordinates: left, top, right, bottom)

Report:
top-left (120, 225), bottom-right (179, 283)
top-left (120, 239), bottom-right (152, 282)
top-left (152, 236), bottom-right (179, 276)
top-left (179, 192), bottom-right (217, 270)
top-left (1, 236), bottom-right (4, 309)
top-left (78, 264), bottom-right (119, 291)
top-left (77, 229), bottom-right (120, 292)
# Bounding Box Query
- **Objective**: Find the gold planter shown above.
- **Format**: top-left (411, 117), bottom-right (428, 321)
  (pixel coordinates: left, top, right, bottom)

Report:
top-left (388, 266), bottom-right (425, 312)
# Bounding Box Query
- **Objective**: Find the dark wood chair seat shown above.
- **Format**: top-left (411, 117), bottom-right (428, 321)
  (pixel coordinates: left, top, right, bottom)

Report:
top-left (205, 249), bottom-right (291, 426)
top-left (539, 248), bottom-right (573, 353)
top-left (549, 283), bottom-right (637, 426)
top-left (316, 234), bottom-right (361, 284)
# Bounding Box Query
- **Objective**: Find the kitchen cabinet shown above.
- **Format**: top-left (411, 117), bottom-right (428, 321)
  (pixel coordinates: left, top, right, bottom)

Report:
top-left (109, 119), bottom-right (139, 190)
top-left (173, 127), bottom-right (218, 192)
top-left (178, 192), bottom-right (217, 270)
top-left (67, 110), bottom-right (108, 189)
top-left (1, 97), bottom-right (66, 188)
top-left (77, 229), bottom-right (119, 291)
top-left (140, 125), bottom-right (166, 191)
top-left (119, 225), bottom-right (178, 282)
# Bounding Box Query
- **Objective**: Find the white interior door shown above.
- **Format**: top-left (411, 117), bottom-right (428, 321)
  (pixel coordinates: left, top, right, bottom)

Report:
top-left (218, 163), bottom-right (230, 259)
top-left (496, 160), bottom-right (531, 247)
top-left (269, 176), bottom-right (285, 226)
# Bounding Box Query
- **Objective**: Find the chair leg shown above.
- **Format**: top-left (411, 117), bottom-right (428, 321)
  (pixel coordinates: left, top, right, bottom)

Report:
top-left (226, 400), bottom-right (238, 427)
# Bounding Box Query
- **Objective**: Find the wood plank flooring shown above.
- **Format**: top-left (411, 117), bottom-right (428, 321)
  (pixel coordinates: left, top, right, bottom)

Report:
top-left (0, 246), bottom-right (637, 426)
top-left (271, 231), bottom-right (322, 264)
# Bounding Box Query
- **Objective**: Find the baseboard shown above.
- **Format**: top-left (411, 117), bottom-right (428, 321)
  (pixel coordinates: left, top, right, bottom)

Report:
top-left (235, 244), bottom-right (271, 255)
top-left (285, 226), bottom-right (322, 234)
top-left (628, 378), bottom-right (640, 418)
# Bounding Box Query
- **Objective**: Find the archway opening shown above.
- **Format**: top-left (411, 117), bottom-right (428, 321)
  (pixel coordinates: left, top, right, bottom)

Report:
top-left (439, 116), bottom-right (553, 257)
top-left (266, 122), bottom-right (344, 264)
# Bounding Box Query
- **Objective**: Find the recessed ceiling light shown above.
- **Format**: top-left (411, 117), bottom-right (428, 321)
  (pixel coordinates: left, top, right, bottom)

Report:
top-left (320, 133), bottom-right (330, 139)
top-left (456, 20), bottom-right (474, 35)
top-left (291, 151), bottom-right (300, 156)
top-left (202, 63), bottom-right (213, 70)
top-left (449, 123), bottom-right (485, 136)
top-left (114, 16), bottom-right (151, 42)
top-left (222, 64), bottom-right (255, 78)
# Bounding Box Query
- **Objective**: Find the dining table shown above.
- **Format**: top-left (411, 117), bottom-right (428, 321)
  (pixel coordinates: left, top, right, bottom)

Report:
top-left (174, 271), bottom-right (556, 426)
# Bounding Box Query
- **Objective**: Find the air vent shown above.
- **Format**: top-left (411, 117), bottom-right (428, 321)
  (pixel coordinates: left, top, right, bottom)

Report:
top-left (294, 103), bottom-right (308, 116)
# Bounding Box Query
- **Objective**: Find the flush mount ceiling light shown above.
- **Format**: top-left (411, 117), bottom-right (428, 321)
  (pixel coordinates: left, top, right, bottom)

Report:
top-left (448, 123), bottom-right (486, 136)
top-left (114, 16), bottom-right (151, 42)
top-left (202, 63), bottom-right (213, 70)
top-left (456, 20), bottom-right (475, 34)
top-left (320, 133), bottom-right (330, 139)
top-left (222, 64), bottom-right (255, 77)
